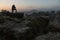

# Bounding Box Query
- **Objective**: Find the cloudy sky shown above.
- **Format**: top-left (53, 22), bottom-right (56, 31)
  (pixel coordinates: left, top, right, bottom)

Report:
top-left (0, 0), bottom-right (60, 11)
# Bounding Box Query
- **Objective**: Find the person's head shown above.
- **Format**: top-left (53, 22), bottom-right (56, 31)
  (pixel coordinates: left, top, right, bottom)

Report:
top-left (12, 4), bottom-right (15, 6)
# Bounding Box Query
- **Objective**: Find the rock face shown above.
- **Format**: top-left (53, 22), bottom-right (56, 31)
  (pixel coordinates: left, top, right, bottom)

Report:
top-left (0, 12), bottom-right (29, 40)
top-left (0, 12), bottom-right (60, 40)
top-left (2, 12), bottom-right (24, 19)
top-left (0, 13), bottom-right (50, 40)
top-left (35, 32), bottom-right (60, 40)
top-left (28, 17), bottom-right (49, 29)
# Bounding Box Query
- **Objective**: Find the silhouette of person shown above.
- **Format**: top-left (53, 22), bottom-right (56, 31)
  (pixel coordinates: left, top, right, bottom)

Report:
top-left (12, 4), bottom-right (17, 13)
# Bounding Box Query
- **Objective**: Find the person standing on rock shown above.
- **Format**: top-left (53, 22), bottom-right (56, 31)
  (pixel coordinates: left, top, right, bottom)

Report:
top-left (12, 4), bottom-right (17, 13)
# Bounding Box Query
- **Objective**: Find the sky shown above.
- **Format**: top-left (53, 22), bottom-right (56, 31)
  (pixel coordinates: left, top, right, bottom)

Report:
top-left (0, 0), bottom-right (60, 12)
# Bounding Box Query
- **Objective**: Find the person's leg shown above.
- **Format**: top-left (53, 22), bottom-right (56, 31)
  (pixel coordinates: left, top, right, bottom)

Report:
top-left (12, 10), bottom-right (14, 13)
top-left (15, 9), bottom-right (17, 13)
top-left (16, 10), bottom-right (17, 13)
